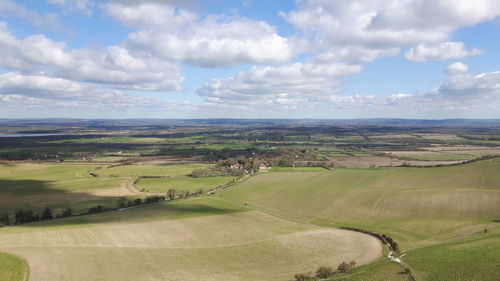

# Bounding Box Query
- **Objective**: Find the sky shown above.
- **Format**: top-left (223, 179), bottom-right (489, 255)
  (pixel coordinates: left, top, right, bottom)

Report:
top-left (0, 0), bottom-right (500, 119)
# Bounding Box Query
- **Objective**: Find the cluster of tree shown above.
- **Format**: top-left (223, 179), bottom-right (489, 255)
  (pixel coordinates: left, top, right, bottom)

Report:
top-left (117, 195), bottom-right (166, 208)
top-left (191, 167), bottom-right (245, 178)
top-left (216, 157), bottom-right (274, 171)
top-left (166, 188), bottom-right (205, 200)
top-left (340, 226), bottom-right (399, 253)
top-left (0, 207), bottom-right (73, 226)
top-left (294, 261), bottom-right (357, 281)
top-left (87, 205), bottom-right (106, 214)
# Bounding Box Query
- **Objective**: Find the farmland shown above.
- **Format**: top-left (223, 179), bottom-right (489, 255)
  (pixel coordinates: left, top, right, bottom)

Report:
top-left (0, 119), bottom-right (499, 281)
top-left (221, 159), bottom-right (500, 247)
top-left (221, 158), bottom-right (500, 280)
top-left (0, 163), bottom-right (217, 213)
top-left (136, 176), bottom-right (235, 193)
top-left (94, 163), bottom-right (211, 178)
top-left (0, 197), bottom-right (381, 281)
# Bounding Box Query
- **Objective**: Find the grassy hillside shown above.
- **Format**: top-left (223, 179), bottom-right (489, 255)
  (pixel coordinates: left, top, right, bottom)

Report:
top-left (0, 164), bottom-right (114, 193)
top-left (94, 163), bottom-right (211, 177)
top-left (0, 163), bottom-right (216, 213)
top-left (0, 164), bottom-right (124, 212)
top-left (221, 159), bottom-right (500, 248)
top-left (404, 228), bottom-right (500, 281)
top-left (329, 259), bottom-right (412, 281)
top-left (136, 176), bottom-right (235, 193)
top-left (221, 159), bottom-right (500, 281)
top-left (0, 252), bottom-right (28, 281)
top-left (0, 197), bottom-right (381, 281)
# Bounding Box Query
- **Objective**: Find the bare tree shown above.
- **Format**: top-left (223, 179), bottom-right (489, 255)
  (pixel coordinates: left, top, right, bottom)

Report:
top-left (315, 266), bottom-right (334, 278)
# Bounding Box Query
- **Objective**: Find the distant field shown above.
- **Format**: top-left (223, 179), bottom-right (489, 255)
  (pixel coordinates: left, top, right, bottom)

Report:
top-left (414, 134), bottom-right (465, 140)
top-left (50, 136), bottom-right (166, 144)
top-left (95, 163), bottom-right (211, 177)
top-left (269, 167), bottom-right (327, 172)
top-left (0, 197), bottom-right (381, 281)
top-left (136, 176), bottom-right (234, 193)
top-left (195, 143), bottom-right (255, 150)
top-left (90, 156), bottom-right (126, 162)
top-left (0, 163), bottom-right (213, 213)
top-left (385, 151), bottom-right (475, 161)
top-left (221, 159), bottom-right (500, 248)
top-left (168, 136), bottom-right (206, 142)
top-left (0, 252), bottom-right (28, 281)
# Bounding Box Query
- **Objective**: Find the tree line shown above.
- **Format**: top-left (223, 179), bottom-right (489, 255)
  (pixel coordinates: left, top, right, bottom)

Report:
top-left (294, 261), bottom-right (357, 281)
top-left (0, 207), bottom-right (73, 225)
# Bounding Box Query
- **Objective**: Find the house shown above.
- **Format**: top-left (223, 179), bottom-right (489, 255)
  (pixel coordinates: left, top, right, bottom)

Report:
top-left (230, 163), bottom-right (244, 169)
top-left (258, 163), bottom-right (271, 171)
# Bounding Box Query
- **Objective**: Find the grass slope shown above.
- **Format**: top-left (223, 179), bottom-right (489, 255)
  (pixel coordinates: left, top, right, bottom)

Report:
top-left (0, 164), bottom-right (124, 212)
top-left (95, 163), bottom-right (211, 177)
top-left (329, 259), bottom-right (411, 281)
top-left (0, 197), bottom-right (381, 281)
top-left (0, 252), bottom-right (28, 281)
top-left (221, 159), bottom-right (500, 281)
top-left (404, 228), bottom-right (500, 281)
top-left (0, 163), bottom-right (214, 212)
top-left (136, 176), bottom-right (235, 193)
top-left (221, 159), bottom-right (500, 248)
top-left (0, 164), bottom-right (112, 193)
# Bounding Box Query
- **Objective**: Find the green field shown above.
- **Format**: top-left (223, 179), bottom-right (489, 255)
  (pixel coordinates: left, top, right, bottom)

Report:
top-left (0, 163), bottom-right (219, 213)
top-left (222, 159), bottom-right (500, 247)
top-left (269, 167), bottom-right (327, 172)
top-left (329, 259), bottom-right (411, 281)
top-left (136, 176), bottom-right (235, 193)
top-left (0, 252), bottom-right (28, 281)
top-left (0, 164), bottom-right (116, 193)
top-left (0, 164), bottom-right (126, 211)
top-left (404, 228), bottom-right (500, 281)
top-left (396, 152), bottom-right (475, 161)
top-left (95, 163), bottom-right (211, 177)
top-left (220, 159), bottom-right (500, 280)
top-left (90, 156), bottom-right (126, 162)
top-left (50, 136), bottom-right (166, 144)
top-left (0, 197), bottom-right (382, 281)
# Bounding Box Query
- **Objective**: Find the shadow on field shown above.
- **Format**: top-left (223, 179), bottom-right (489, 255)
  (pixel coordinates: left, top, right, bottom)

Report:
top-left (0, 179), bottom-right (58, 196)
top-left (0, 178), bottom-right (123, 215)
top-left (6, 194), bottom-right (246, 228)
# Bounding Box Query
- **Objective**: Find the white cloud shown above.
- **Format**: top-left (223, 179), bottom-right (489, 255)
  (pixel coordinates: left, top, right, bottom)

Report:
top-left (283, 0), bottom-right (500, 50)
top-left (445, 62), bottom-right (469, 75)
top-left (0, 0), bottom-right (60, 29)
top-left (405, 42), bottom-right (482, 62)
top-left (0, 22), bottom-right (183, 91)
top-left (105, 2), bottom-right (292, 67)
top-left (311, 46), bottom-right (400, 63)
top-left (104, 2), bottom-right (196, 30)
top-left (197, 61), bottom-right (362, 109)
top-left (0, 72), bottom-right (177, 110)
top-left (437, 67), bottom-right (500, 98)
top-left (47, 0), bottom-right (94, 17)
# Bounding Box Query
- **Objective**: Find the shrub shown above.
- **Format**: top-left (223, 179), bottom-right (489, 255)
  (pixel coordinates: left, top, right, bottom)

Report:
top-left (337, 261), bottom-right (356, 273)
top-left (88, 205), bottom-right (105, 214)
top-left (315, 266), bottom-right (334, 278)
top-left (294, 272), bottom-right (313, 281)
top-left (167, 189), bottom-right (177, 200)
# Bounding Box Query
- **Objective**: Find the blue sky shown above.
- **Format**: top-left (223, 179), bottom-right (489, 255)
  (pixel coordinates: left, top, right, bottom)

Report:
top-left (0, 0), bottom-right (499, 119)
